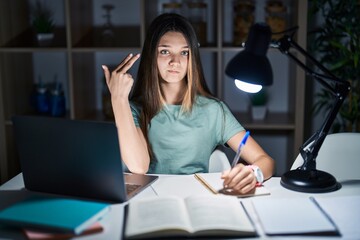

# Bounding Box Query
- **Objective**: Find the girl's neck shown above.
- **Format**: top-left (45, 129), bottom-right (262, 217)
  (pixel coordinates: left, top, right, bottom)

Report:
top-left (161, 81), bottom-right (186, 105)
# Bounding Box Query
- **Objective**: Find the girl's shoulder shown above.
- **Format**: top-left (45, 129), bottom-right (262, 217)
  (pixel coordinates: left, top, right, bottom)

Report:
top-left (196, 95), bottom-right (227, 109)
top-left (130, 101), bottom-right (142, 114)
top-left (196, 95), bottom-right (219, 104)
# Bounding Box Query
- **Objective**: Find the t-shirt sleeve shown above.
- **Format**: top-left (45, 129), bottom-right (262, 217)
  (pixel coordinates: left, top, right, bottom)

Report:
top-left (218, 101), bottom-right (245, 145)
top-left (130, 102), bottom-right (141, 127)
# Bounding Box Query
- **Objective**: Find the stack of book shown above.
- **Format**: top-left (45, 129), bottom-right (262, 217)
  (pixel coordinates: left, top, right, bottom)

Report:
top-left (0, 196), bottom-right (109, 239)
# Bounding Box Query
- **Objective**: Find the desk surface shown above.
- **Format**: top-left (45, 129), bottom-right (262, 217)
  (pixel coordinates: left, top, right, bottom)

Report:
top-left (1, 173), bottom-right (359, 240)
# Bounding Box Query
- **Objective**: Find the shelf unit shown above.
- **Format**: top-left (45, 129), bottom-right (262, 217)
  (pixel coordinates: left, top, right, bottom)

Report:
top-left (0, 0), bottom-right (307, 183)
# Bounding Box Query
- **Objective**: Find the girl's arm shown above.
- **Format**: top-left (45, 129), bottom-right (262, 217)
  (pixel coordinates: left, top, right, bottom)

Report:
top-left (222, 131), bottom-right (275, 194)
top-left (102, 54), bottom-right (150, 174)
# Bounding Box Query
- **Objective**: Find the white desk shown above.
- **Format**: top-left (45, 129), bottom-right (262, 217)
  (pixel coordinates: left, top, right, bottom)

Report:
top-left (0, 173), bottom-right (359, 239)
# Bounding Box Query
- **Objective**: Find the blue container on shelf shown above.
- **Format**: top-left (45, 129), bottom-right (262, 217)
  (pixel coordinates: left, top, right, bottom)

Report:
top-left (49, 82), bottom-right (65, 117)
top-left (35, 83), bottom-right (50, 114)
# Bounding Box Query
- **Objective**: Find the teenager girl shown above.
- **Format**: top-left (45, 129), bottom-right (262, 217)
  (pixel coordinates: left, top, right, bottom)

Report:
top-left (102, 13), bottom-right (274, 194)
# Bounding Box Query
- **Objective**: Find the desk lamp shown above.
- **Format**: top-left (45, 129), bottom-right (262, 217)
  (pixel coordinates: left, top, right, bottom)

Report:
top-left (225, 23), bottom-right (351, 193)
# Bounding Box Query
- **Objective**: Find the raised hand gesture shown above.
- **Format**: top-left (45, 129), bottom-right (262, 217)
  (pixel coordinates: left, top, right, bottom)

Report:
top-left (102, 53), bottom-right (140, 103)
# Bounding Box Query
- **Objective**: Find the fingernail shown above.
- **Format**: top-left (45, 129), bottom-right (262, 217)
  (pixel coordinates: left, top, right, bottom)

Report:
top-left (129, 53), bottom-right (133, 57)
top-left (101, 65), bottom-right (106, 69)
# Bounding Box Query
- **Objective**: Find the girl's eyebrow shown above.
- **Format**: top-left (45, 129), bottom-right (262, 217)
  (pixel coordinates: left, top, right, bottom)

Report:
top-left (158, 44), bottom-right (189, 48)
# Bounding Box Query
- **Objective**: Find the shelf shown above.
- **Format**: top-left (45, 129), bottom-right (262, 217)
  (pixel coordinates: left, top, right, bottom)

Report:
top-left (0, 0), bottom-right (307, 183)
top-left (0, 48), bottom-right (68, 53)
top-left (73, 26), bottom-right (141, 48)
top-left (2, 27), bottom-right (67, 49)
top-left (234, 112), bottom-right (295, 131)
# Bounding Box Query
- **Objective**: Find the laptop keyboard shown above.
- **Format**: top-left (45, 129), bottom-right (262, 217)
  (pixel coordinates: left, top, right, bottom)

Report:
top-left (126, 183), bottom-right (141, 194)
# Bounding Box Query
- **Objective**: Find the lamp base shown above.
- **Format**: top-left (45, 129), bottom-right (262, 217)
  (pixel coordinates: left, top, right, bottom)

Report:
top-left (281, 169), bottom-right (341, 193)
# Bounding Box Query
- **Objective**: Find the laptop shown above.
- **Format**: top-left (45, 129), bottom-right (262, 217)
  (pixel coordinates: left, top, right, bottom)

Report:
top-left (12, 115), bottom-right (158, 203)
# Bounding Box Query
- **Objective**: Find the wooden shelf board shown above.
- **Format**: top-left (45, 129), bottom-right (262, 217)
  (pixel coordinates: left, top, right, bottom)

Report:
top-left (73, 26), bottom-right (141, 48)
top-left (234, 112), bottom-right (295, 130)
top-left (0, 48), bottom-right (67, 53)
top-left (2, 27), bottom-right (67, 48)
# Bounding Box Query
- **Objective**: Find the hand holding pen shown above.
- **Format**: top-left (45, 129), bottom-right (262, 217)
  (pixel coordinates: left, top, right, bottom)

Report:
top-left (231, 131), bottom-right (250, 168)
top-left (221, 131), bottom-right (254, 194)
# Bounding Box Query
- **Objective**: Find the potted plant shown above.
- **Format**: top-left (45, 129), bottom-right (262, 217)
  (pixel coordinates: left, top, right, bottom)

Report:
top-left (309, 0), bottom-right (360, 132)
top-left (249, 88), bottom-right (268, 120)
top-left (31, 0), bottom-right (55, 42)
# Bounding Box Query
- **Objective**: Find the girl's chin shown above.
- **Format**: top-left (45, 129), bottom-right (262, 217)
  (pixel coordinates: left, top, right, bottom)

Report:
top-left (161, 77), bottom-right (185, 83)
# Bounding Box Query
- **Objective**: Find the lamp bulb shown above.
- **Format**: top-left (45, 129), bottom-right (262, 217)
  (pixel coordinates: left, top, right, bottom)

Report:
top-left (234, 80), bottom-right (262, 93)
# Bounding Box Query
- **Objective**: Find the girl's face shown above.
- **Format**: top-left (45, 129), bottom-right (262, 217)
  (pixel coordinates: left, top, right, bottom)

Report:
top-left (157, 31), bottom-right (189, 84)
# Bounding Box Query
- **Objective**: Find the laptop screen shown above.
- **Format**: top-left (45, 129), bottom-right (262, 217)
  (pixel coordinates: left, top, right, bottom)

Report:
top-left (12, 116), bottom-right (157, 203)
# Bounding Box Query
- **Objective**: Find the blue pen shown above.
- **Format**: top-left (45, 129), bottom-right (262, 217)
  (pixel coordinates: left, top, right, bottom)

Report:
top-left (231, 131), bottom-right (250, 168)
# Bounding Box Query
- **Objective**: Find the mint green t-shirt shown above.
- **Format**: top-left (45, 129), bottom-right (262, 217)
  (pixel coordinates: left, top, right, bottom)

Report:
top-left (130, 96), bottom-right (244, 174)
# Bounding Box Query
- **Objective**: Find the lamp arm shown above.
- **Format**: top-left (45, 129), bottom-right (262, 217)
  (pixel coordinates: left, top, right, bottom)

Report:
top-left (275, 35), bottom-right (351, 171)
top-left (299, 86), bottom-right (349, 170)
top-left (275, 36), bottom-right (345, 93)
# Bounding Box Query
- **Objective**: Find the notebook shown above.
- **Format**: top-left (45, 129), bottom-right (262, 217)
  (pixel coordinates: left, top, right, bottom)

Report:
top-left (0, 197), bottom-right (109, 235)
top-left (12, 115), bottom-right (158, 203)
top-left (194, 172), bottom-right (270, 197)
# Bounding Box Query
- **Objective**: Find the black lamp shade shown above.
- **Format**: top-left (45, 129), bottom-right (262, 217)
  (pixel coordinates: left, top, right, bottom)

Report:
top-left (225, 23), bottom-right (273, 86)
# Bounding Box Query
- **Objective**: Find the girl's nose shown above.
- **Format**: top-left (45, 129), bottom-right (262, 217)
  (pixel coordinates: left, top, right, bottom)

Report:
top-left (169, 54), bottom-right (181, 65)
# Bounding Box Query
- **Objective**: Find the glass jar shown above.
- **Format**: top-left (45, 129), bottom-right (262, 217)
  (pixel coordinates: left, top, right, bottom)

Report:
top-left (49, 82), bottom-right (65, 117)
top-left (265, 0), bottom-right (288, 40)
top-left (233, 0), bottom-right (255, 46)
top-left (186, 0), bottom-right (207, 46)
top-left (35, 84), bottom-right (50, 114)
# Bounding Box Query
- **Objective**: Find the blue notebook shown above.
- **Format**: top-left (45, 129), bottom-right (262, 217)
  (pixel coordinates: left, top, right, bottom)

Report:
top-left (0, 197), bottom-right (110, 234)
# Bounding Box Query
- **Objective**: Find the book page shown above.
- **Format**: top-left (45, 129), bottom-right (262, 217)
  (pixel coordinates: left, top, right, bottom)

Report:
top-left (195, 172), bottom-right (270, 197)
top-left (184, 195), bottom-right (255, 235)
top-left (125, 196), bottom-right (192, 238)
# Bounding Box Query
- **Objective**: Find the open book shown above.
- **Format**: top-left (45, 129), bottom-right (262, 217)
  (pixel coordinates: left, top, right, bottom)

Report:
top-left (124, 195), bottom-right (257, 239)
top-left (194, 172), bottom-right (270, 197)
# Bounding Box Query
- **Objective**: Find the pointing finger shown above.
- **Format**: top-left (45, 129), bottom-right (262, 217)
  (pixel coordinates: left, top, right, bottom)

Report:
top-left (116, 53), bottom-right (140, 74)
top-left (102, 65), bottom-right (110, 85)
top-left (114, 53), bottom-right (134, 73)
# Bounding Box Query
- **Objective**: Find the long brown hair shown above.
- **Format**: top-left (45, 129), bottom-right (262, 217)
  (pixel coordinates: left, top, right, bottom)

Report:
top-left (130, 13), bottom-right (214, 157)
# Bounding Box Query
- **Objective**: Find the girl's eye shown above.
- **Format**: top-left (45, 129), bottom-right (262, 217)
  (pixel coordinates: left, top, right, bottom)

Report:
top-left (181, 51), bottom-right (189, 56)
top-left (160, 49), bottom-right (169, 55)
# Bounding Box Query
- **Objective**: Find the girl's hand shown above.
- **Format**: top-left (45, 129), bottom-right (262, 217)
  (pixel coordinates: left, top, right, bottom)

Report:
top-left (221, 164), bottom-right (257, 194)
top-left (102, 53), bottom-right (140, 102)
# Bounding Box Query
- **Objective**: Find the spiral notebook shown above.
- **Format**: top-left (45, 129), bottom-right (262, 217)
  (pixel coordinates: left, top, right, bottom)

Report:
top-left (194, 172), bottom-right (270, 197)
